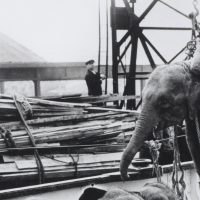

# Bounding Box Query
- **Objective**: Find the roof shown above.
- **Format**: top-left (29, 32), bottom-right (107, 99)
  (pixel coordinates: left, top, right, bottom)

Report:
top-left (0, 32), bottom-right (45, 62)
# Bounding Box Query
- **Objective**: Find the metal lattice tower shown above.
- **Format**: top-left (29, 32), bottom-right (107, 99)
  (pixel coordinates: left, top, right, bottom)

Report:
top-left (110, 0), bottom-right (193, 109)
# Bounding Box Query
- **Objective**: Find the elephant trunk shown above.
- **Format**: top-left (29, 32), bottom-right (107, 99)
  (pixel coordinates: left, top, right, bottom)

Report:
top-left (120, 103), bottom-right (158, 180)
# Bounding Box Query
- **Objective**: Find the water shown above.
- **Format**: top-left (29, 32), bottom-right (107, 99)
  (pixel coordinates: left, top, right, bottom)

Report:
top-left (3, 78), bottom-right (144, 96)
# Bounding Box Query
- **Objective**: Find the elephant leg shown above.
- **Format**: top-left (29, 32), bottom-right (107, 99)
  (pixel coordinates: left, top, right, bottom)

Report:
top-left (185, 116), bottom-right (200, 177)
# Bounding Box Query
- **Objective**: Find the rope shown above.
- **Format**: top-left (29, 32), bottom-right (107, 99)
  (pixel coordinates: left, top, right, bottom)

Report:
top-left (144, 126), bottom-right (188, 199)
top-left (44, 154), bottom-right (80, 178)
top-left (0, 127), bottom-right (11, 148)
top-left (157, 134), bottom-right (185, 143)
top-left (13, 94), bottom-right (45, 184)
top-left (0, 127), bottom-right (16, 148)
top-left (5, 130), bottom-right (17, 148)
top-left (69, 154), bottom-right (79, 178)
top-left (14, 94), bottom-right (33, 119)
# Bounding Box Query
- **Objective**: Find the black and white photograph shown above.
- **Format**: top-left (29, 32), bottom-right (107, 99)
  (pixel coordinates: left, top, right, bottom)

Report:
top-left (0, 0), bottom-right (199, 199)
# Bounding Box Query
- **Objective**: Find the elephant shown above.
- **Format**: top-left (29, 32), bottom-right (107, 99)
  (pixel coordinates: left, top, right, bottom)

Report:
top-left (79, 182), bottom-right (178, 200)
top-left (139, 126), bottom-right (192, 165)
top-left (120, 38), bottom-right (200, 180)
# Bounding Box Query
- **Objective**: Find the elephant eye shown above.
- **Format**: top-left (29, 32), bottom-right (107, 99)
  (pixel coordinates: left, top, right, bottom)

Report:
top-left (158, 96), bottom-right (171, 108)
top-left (161, 99), bottom-right (168, 104)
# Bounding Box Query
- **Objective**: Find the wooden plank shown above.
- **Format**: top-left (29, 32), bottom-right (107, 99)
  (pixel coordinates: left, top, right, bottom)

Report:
top-left (0, 163), bottom-right (19, 174)
top-left (3, 155), bottom-right (34, 163)
top-left (15, 160), bottom-right (120, 171)
top-left (33, 80), bottom-right (41, 97)
top-left (86, 107), bottom-right (140, 116)
top-left (0, 144), bottom-right (125, 154)
top-left (0, 116), bottom-right (133, 149)
top-left (15, 152), bottom-right (123, 170)
top-left (39, 93), bottom-right (82, 100)
top-left (0, 82), bottom-right (4, 93)
top-left (1, 112), bottom-right (123, 130)
top-left (16, 159), bottom-right (68, 169)
top-left (27, 97), bottom-right (91, 108)
top-left (9, 120), bottom-right (114, 137)
top-left (0, 166), bottom-right (121, 182)
top-left (51, 94), bottom-right (140, 104)
top-left (0, 122), bottom-right (123, 148)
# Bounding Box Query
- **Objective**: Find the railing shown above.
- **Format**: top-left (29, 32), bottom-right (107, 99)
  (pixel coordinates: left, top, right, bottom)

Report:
top-left (0, 62), bottom-right (152, 96)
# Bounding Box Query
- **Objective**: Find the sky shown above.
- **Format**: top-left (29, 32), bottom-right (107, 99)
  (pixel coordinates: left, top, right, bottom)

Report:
top-left (0, 0), bottom-right (197, 64)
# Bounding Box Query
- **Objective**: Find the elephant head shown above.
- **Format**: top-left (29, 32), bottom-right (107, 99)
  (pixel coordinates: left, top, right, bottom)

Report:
top-left (120, 38), bottom-right (200, 180)
top-left (79, 182), bottom-right (178, 200)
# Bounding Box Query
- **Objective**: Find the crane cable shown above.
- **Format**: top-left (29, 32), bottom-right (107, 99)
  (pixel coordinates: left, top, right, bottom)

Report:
top-left (191, 0), bottom-right (200, 36)
top-left (193, 0), bottom-right (199, 18)
top-left (185, 0), bottom-right (200, 59)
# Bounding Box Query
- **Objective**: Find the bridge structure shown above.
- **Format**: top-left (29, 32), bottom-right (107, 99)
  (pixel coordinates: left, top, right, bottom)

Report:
top-left (0, 62), bottom-right (151, 97)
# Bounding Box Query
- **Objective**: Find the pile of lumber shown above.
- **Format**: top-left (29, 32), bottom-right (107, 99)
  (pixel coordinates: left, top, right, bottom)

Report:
top-left (0, 94), bottom-right (140, 188)
top-left (0, 94), bottom-right (90, 122)
top-left (0, 117), bottom-right (135, 151)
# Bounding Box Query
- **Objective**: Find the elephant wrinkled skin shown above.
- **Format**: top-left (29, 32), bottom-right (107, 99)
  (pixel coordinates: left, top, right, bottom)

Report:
top-left (120, 39), bottom-right (200, 180)
top-left (79, 182), bottom-right (178, 200)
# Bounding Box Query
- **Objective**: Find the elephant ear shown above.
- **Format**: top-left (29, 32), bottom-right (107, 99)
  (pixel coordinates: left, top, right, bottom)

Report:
top-left (190, 38), bottom-right (200, 75)
top-left (79, 187), bottom-right (107, 200)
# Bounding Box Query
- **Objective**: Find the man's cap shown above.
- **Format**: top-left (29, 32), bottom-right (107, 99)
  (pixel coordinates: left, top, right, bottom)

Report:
top-left (85, 59), bottom-right (95, 65)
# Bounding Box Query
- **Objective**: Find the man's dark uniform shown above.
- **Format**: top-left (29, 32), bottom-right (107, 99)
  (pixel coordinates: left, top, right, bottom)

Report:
top-left (85, 70), bottom-right (102, 96)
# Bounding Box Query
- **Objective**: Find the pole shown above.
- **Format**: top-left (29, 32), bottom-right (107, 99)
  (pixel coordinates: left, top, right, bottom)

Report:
top-left (111, 0), bottom-right (119, 94)
top-left (105, 0), bottom-right (109, 94)
top-left (98, 0), bottom-right (101, 73)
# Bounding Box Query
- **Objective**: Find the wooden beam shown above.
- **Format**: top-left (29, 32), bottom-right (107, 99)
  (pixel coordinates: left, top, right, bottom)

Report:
top-left (168, 46), bottom-right (187, 64)
top-left (142, 26), bottom-right (192, 31)
top-left (138, 0), bottom-right (159, 23)
top-left (159, 0), bottom-right (190, 20)
top-left (111, 0), bottom-right (119, 94)
top-left (139, 34), bottom-right (156, 69)
top-left (85, 107), bottom-right (140, 115)
top-left (33, 81), bottom-right (41, 97)
top-left (0, 82), bottom-right (4, 93)
top-left (141, 33), bottom-right (167, 64)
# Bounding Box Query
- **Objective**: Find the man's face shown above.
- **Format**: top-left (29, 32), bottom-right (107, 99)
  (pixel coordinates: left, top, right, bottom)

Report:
top-left (87, 63), bottom-right (94, 71)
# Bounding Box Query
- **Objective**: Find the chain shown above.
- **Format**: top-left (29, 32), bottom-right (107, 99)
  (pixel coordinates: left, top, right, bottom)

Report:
top-left (185, 40), bottom-right (197, 59)
top-left (146, 140), bottom-right (162, 183)
top-left (172, 126), bottom-right (187, 200)
top-left (185, 0), bottom-right (200, 59)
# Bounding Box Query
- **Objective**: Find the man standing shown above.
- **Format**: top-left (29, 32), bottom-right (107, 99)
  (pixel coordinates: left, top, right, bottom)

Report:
top-left (85, 59), bottom-right (105, 96)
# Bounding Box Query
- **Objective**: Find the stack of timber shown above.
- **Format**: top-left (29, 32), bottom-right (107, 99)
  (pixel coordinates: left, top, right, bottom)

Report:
top-left (0, 94), bottom-right (140, 188)
top-left (0, 94), bottom-right (90, 122)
